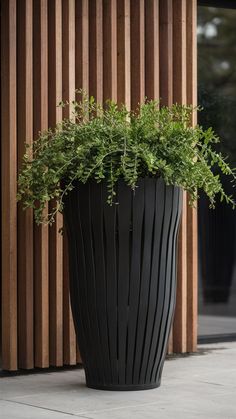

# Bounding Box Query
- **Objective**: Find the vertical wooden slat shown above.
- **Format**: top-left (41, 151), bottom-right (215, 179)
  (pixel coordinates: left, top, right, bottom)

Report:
top-left (117, 0), bottom-right (131, 108)
top-left (130, 0), bottom-right (145, 109)
top-left (186, 0), bottom-right (198, 353)
top-left (17, 0), bottom-right (34, 369)
top-left (48, 0), bottom-right (63, 367)
top-left (89, 0), bottom-right (103, 102)
top-left (145, 0), bottom-right (159, 100)
top-left (74, 0), bottom-right (89, 363)
top-left (159, 0), bottom-right (173, 353)
top-left (159, 0), bottom-right (173, 106)
top-left (1, 0), bottom-right (18, 371)
top-left (75, 0), bottom-right (89, 92)
top-left (103, 0), bottom-right (117, 102)
top-left (62, 0), bottom-right (77, 366)
top-left (33, 0), bottom-right (49, 368)
top-left (172, 0), bottom-right (188, 354)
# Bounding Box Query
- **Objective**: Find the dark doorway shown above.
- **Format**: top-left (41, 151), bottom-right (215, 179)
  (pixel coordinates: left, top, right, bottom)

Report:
top-left (198, 1), bottom-right (236, 342)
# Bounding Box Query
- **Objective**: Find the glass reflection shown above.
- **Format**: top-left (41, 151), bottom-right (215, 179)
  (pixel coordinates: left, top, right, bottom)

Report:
top-left (198, 5), bottom-right (236, 340)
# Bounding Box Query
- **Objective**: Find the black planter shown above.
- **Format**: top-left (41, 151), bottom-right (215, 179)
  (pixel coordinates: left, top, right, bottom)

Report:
top-left (64, 178), bottom-right (182, 390)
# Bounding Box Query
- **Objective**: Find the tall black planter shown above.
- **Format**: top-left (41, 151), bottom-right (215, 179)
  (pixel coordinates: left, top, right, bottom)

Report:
top-left (64, 178), bottom-right (182, 390)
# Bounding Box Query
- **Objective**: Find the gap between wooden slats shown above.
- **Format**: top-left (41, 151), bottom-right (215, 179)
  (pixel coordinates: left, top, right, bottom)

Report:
top-left (17, 0), bottom-right (34, 369)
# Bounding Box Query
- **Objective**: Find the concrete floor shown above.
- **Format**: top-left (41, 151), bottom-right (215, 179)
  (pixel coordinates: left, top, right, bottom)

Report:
top-left (0, 342), bottom-right (236, 419)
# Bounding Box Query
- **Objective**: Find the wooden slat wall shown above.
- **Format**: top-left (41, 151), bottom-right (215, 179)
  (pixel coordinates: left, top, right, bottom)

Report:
top-left (1, 0), bottom-right (198, 371)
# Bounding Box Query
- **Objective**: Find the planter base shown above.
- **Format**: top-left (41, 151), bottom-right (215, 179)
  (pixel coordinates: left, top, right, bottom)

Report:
top-left (87, 382), bottom-right (161, 391)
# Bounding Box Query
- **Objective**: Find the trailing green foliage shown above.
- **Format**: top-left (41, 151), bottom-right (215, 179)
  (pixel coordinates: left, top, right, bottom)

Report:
top-left (17, 92), bottom-right (236, 225)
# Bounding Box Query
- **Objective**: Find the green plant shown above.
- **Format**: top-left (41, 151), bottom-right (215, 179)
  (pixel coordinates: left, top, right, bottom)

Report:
top-left (17, 93), bottom-right (236, 225)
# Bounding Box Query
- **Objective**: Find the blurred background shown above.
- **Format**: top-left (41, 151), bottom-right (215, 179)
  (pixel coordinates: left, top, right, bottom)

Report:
top-left (198, 4), bottom-right (236, 342)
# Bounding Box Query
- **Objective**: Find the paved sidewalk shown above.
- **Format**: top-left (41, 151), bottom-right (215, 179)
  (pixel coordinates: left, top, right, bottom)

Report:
top-left (0, 342), bottom-right (236, 419)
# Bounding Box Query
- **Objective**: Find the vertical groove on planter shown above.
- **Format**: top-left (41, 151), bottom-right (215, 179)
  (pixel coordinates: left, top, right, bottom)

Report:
top-left (155, 188), bottom-right (183, 381)
top-left (153, 187), bottom-right (182, 382)
top-left (125, 179), bottom-right (145, 385)
top-left (117, 182), bottom-right (132, 385)
top-left (133, 179), bottom-right (156, 384)
top-left (103, 185), bottom-right (119, 384)
top-left (64, 178), bottom-right (182, 390)
top-left (79, 184), bottom-right (102, 383)
top-left (64, 190), bottom-right (87, 375)
top-left (151, 186), bottom-right (174, 381)
top-left (149, 186), bottom-right (173, 382)
top-left (144, 179), bottom-right (165, 383)
top-left (90, 183), bottom-right (111, 384)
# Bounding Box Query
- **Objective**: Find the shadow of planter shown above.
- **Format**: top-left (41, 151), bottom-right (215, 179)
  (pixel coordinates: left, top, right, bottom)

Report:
top-left (63, 178), bottom-right (182, 390)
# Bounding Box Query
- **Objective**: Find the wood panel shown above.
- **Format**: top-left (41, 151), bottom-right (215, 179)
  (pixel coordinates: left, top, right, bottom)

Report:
top-left (186, 0), bottom-right (198, 353)
top-left (130, 0), bottom-right (145, 108)
top-left (145, 0), bottom-right (159, 100)
top-left (62, 0), bottom-right (77, 366)
top-left (75, 0), bottom-right (89, 93)
top-left (89, 0), bottom-right (103, 102)
top-left (1, 0), bottom-right (18, 371)
top-left (117, 0), bottom-right (131, 108)
top-left (172, 0), bottom-right (188, 353)
top-left (159, 0), bottom-right (173, 353)
top-left (103, 0), bottom-right (117, 102)
top-left (17, 0), bottom-right (34, 369)
top-left (33, 0), bottom-right (49, 368)
top-left (1, 0), bottom-right (198, 371)
top-left (159, 0), bottom-right (173, 106)
top-left (48, 0), bottom-right (64, 367)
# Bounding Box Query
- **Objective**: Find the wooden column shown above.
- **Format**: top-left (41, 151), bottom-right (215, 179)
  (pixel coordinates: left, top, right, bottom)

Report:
top-left (48, 0), bottom-right (64, 367)
top-left (145, 0), bottom-right (159, 100)
top-left (62, 0), bottom-right (77, 366)
top-left (159, 0), bottom-right (173, 106)
top-left (186, 0), bottom-right (198, 353)
top-left (75, 0), bottom-right (89, 93)
top-left (89, 0), bottom-right (103, 102)
top-left (17, 0), bottom-right (34, 369)
top-left (130, 0), bottom-right (145, 108)
top-left (33, 0), bottom-right (49, 368)
top-left (159, 0), bottom-right (174, 353)
top-left (103, 0), bottom-right (117, 102)
top-left (117, 0), bottom-right (131, 108)
top-left (1, 0), bottom-right (18, 371)
top-left (172, 0), bottom-right (188, 353)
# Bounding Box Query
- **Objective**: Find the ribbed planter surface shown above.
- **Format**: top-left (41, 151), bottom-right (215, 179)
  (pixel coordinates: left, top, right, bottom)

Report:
top-left (64, 178), bottom-right (182, 390)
